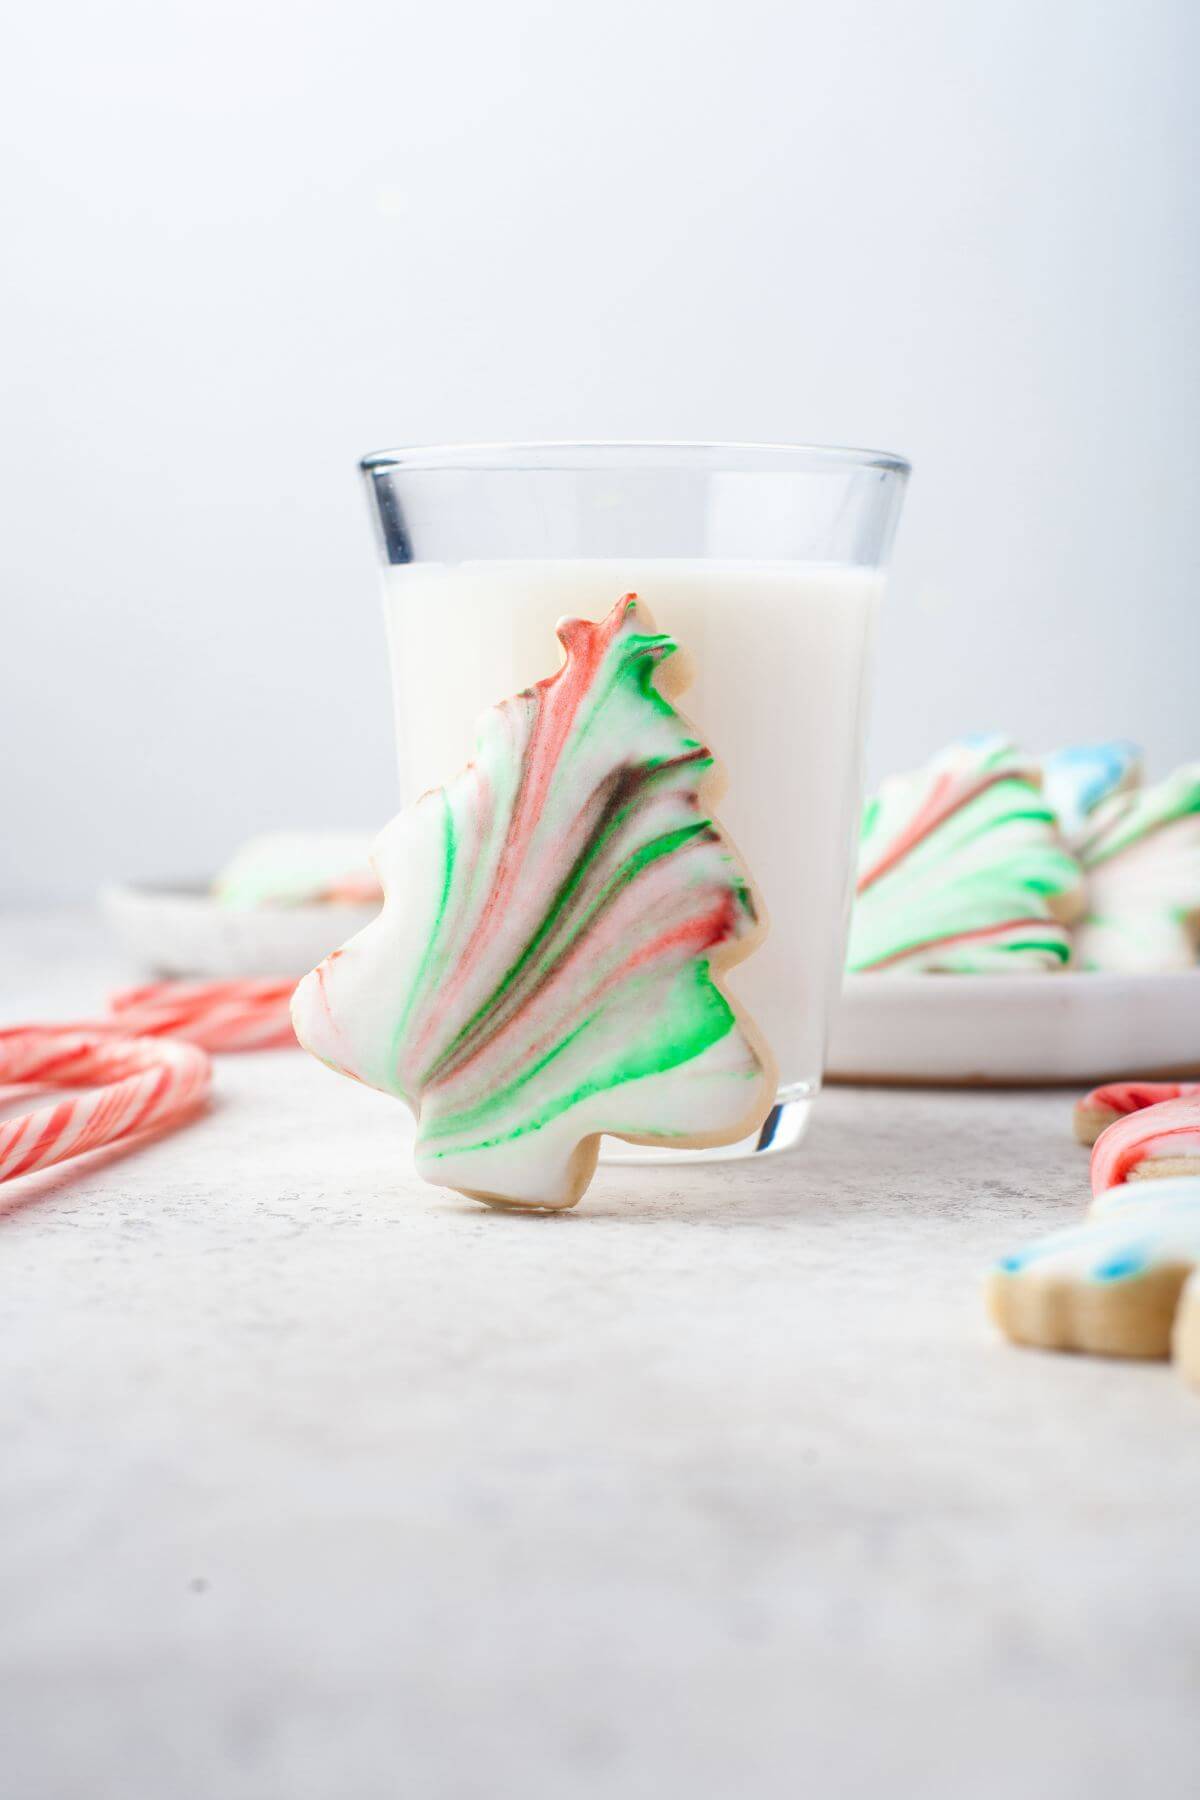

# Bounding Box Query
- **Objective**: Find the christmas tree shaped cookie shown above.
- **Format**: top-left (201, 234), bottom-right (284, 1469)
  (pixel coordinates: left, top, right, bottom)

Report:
top-left (292, 595), bottom-right (776, 1209)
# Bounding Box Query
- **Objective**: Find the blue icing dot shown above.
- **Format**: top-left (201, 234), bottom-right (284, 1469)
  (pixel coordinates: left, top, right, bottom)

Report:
top-left (1043, 741), bottom-right (1139, 827)
top-left (996, 1253), bottom-right (1026, 1273)
top-left (1094, 1250), bottom-right (1146, 1281)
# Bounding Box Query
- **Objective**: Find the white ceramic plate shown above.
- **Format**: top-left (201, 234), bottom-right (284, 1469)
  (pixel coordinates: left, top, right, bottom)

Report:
top-left (826, 970), bottom-right (1200, 1087)
top-left (100, 882), bottom-right (378, 979)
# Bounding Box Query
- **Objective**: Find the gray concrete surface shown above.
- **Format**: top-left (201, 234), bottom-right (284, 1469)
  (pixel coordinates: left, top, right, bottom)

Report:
top-left (2, 914), bottom-right (1198, 1798)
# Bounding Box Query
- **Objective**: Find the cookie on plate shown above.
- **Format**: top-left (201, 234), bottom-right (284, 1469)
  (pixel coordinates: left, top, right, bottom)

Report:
top-left (847, 735), bottom-right (1083, 973)
top-left (213, 832), bottom-right (381, 909)
top-left (1041, 739), bottom-right (1141, 847)
top-left (1074, 766), bottom-right (1200, 972)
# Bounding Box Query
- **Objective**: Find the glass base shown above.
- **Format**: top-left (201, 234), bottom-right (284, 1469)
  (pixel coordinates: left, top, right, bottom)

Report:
top-left (599, 1082), bottom-right (817, 1166)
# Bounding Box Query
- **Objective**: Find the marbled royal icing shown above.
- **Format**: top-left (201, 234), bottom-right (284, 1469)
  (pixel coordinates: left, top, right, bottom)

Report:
top-left (988, 1176), bottom-right (1200, 1378)
top-left (1074, 766), bottom-right (1200, 971)
top-left (292, 595), bottom-right (775, 1209)
top-left (1074, 1080), bottom-right (1200, 1147)
top-left (1089, 1091), bottom-right (1200, 1195)
top-left (846, 736), bottom-right (1083, 972)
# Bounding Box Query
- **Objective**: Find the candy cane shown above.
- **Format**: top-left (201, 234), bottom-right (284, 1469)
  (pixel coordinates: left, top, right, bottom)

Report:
top-left (107, 979), bottom-right (297, 1052)
top-left (1073, 1080), bottom-right (1200, 1147)
top-left (0, 1028), bottom-right (211, 1185)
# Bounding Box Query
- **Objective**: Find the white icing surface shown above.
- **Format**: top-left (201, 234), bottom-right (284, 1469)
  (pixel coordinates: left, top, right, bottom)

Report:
top-left (1001, 1176), bottom-right (1200, 1279)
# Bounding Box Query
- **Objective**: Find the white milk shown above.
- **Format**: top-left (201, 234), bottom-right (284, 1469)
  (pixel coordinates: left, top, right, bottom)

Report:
top-left (383, 560), bottom-right (880, 1096)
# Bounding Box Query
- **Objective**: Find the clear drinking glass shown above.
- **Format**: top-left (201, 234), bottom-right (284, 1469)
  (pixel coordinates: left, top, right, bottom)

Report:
top-left (360, 442), bottom-right (909, 1160)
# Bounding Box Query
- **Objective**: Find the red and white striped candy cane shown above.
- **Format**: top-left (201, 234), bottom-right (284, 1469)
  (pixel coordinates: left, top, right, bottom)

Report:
top-left (107, 979), bottom-right (297, 1053)
top-left (0, 1028), bottom-right (211, 1185)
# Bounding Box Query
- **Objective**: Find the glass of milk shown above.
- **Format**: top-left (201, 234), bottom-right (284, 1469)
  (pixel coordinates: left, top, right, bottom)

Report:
top-left (361, 443), bottom-right (909, 1161)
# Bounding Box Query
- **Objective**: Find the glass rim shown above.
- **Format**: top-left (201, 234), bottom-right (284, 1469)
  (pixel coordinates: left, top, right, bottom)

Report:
top-left (359, 439), bottom-right (911, 478)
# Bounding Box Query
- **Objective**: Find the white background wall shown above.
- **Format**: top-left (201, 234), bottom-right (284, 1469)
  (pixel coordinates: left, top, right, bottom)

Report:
top-left (3, 0), bottom-right (1197, 902)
